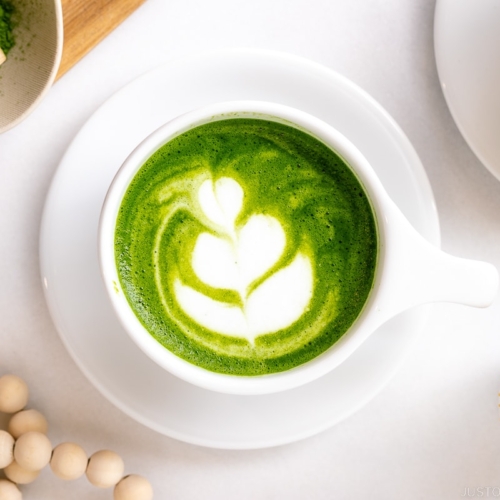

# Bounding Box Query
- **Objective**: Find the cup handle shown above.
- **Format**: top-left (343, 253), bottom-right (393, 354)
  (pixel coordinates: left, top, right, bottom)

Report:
top-left (374, 202), bottom-right (499, 322)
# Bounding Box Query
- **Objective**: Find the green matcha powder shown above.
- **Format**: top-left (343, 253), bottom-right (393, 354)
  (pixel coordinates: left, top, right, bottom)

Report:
top-left (0, 0), bottom-right (15, 56)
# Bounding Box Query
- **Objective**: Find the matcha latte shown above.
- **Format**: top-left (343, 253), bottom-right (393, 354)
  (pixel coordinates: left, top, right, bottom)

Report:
top-left (114, 118), bottom-right (377, 376)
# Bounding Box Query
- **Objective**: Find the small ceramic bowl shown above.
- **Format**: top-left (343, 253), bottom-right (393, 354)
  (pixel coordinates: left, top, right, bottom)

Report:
top-left (0, 0), bottom-right (63, 133)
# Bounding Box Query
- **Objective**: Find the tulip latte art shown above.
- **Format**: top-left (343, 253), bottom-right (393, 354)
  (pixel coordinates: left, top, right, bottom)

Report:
top-left (115, 119), bottom-right (377, 375)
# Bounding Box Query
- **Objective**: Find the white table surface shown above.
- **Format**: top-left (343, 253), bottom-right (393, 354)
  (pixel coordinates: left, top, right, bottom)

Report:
top-left (1, 0), bottom-right (499, 498)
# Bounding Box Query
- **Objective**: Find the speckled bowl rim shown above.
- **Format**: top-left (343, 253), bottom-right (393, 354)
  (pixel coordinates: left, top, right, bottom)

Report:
top-left (0, 0), bottom-right (63, 134)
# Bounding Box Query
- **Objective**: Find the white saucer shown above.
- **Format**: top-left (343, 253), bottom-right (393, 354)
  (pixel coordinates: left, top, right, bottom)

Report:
top-left (434, 0), bottom-right (500, 180)
top-left (40, 49), bottom-right (440, 449)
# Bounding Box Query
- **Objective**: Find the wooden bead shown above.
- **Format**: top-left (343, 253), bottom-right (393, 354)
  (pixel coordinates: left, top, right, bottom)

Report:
top-left (0, 430), bottom-right (14, 468)
top-left (0, 479), bottom-right (22, 500)
top-left (0, 375), bottom-right (28, 414)
top-left (86, 450), bottom-right (124, 488)
top-left (114, 475), bottom-right (153, 500)
top-left (13, 431), bottom-right (52, 472)
top-left (8, 410), bottom-right (48, 439)
top-left (4, 461), bottom-right (40, 484)
top-left (50, 442), bottom-right (87, 480)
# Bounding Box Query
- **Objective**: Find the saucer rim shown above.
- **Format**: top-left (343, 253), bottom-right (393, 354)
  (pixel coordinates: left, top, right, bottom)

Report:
top-left (40, 48), bottom-right (440, 449)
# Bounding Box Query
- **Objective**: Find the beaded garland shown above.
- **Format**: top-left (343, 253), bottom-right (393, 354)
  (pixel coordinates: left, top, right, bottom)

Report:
top-left (0, 374), bottom-right (154, 499)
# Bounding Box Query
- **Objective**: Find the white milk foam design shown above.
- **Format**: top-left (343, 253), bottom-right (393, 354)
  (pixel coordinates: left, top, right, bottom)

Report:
top-left (174, 177), bottom-right (314, 344)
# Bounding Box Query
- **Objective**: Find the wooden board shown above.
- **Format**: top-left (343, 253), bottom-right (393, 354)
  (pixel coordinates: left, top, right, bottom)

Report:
top-left (56, 0), bottom-right (146, 80)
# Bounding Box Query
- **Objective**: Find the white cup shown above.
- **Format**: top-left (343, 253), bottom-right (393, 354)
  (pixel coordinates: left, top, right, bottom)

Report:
top-left (99, 101), bottom-right (499, 395)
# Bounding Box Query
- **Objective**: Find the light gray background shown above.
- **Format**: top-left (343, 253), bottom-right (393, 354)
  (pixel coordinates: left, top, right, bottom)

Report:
top-left (1, 0), bottom-right (499, 498)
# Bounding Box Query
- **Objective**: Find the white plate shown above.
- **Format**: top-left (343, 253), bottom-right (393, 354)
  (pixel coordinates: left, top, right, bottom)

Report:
top-left (40, 49), bottom-right (440, 449)
top-left (434, 0), bottom-right (500, 180)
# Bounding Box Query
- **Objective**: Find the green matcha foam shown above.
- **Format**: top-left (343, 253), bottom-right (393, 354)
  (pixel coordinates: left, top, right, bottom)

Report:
top-left (115, 118), bottom-right (377, 376)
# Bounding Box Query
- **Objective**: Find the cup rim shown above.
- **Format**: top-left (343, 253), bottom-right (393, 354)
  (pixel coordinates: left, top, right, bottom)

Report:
top-left (99, 100), bottom-right (391, 395)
